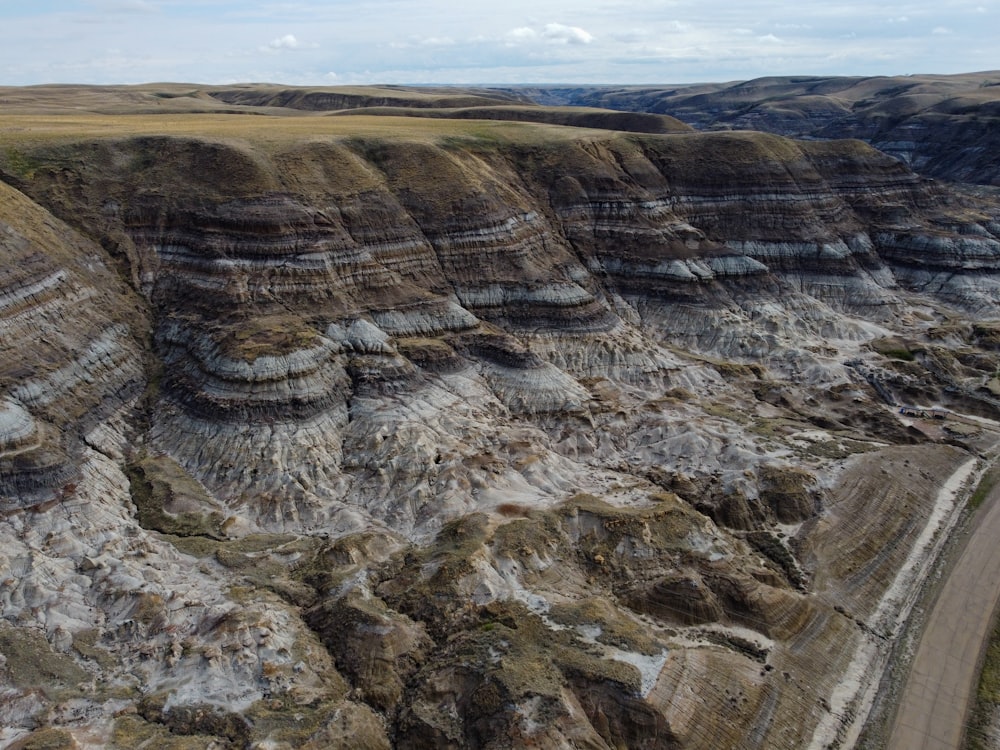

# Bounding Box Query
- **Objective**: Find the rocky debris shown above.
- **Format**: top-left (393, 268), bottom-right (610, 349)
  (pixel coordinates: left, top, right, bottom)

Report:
top-left (1, 99), bottom-right (1000, 747)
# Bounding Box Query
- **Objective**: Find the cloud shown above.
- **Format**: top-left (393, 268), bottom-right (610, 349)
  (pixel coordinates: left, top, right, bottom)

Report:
top-left (542, 23), bottom-right (594, 45)
top-left (260, 34), bottom-right (317, 53)
top-left (505, 27), bottom-right (538, 44)
top-left (506, 23), bottom-right (594, 46)
top-left (3, 0), bottom-right (999, 87)
top-left (419, 36), bottom-right (456, 46)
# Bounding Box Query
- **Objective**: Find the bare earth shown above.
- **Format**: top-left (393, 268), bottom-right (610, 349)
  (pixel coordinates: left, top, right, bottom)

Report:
top-left (889, 473), bottom-right (1000, 750)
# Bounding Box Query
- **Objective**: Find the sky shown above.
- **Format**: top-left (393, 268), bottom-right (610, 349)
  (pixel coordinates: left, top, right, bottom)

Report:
top-left (1, 0), bottom-right (998, 87)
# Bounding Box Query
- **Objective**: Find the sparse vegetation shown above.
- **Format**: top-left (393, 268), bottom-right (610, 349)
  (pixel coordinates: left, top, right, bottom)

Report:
top-left (713, 361), bottom-right (767, 379)
top-left (745, 531), bottom-right (807, 588)
top-left (702, 401), bottom-right (751, 424)
top-left (0, 624), bottom-right (88, 700)
top-left (216, 314), bottom-right (320, 361)
top-left (969, 468), bottom-right (998, 510)
top-left (6, 728), bottom-right (78, 750)
top-left (3, 146), bottom-right (41, 179)
top-left (125, 455), bottom-right (224, 539)
top-left (973, 323), bottom-right (1000, 351)
top-left (801, 437), bottom-right (875, 459)
top-left (966, 613), bottom-right (1000, 749)
top-left (870, 336), bottom-right (919, 361)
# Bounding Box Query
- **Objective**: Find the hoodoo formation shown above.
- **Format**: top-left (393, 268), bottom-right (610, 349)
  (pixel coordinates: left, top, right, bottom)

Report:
top-left (2, 83), bottom-right (1000, 748)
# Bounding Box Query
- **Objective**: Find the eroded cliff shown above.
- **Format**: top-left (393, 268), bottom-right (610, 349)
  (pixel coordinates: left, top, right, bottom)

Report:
top-left (2, 92), bottom-right (1000, 749)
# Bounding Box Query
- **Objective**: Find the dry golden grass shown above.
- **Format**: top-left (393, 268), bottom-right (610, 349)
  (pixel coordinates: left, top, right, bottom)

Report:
top-left (0, 111), bottom-right (608, 151)
top-left (0, 179), bottom-right (87, 254)
top-left (0, 82), bottom-right (675, 153)
top-left (0, 82), bottom-right (515, 115)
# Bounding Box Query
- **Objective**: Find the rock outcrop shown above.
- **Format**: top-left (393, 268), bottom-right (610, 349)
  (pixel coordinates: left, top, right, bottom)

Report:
top-left (2, 88), bottom-right (1000, 748)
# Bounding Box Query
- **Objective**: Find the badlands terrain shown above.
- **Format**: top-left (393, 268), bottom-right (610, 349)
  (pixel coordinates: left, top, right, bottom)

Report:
top-left (517, 71), bottom-right (1000, 186)
top-left (1, 80), bottom-right (1000, 749)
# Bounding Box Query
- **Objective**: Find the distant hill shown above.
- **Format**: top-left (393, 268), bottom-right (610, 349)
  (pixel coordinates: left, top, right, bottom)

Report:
top-left (0, 82), bottom-right (689, 134)
top-left (501, 72), bottom-right (1000, 185)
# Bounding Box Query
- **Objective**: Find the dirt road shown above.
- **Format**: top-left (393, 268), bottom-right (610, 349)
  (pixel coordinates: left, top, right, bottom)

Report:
top-left (888, 478), bottom-right (1000, 750)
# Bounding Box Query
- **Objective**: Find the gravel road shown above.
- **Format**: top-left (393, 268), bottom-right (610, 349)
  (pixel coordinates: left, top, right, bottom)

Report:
top-left (888, 478), bottom-right (1000, 750)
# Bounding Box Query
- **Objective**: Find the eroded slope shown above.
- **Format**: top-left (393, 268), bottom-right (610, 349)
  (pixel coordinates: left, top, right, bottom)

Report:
top-left (2, 108), bottom-right (1000, 748)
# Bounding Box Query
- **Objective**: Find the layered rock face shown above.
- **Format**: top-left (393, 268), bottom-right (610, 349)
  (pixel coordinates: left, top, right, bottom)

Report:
top-left (0, 181), bottom-right (146, 507)
top-left (2, 103), bottom-right (1000, 749)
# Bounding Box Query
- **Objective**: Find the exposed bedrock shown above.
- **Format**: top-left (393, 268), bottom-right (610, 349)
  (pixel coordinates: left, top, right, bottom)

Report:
top-left (5, 128), bottom-right (999, 523)
top-left (0, 181), bottom-right (147, 508)
top-left (3, 121), bottom-right (1000, 748)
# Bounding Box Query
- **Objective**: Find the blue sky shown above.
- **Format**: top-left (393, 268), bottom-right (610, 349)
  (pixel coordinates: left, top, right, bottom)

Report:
top-left (1, 0), bottom-right (997, 86)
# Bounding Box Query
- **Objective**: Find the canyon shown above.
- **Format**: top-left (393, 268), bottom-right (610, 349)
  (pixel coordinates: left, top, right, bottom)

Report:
top-left (2, 83), bottom-right (1000, 749)
top-left (516, 72), bottom-right (1000, 187)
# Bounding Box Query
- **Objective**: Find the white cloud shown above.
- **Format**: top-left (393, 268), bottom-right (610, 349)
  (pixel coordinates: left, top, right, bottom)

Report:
top-left (542, 23), bottom-right (594, 45)
top-left (504, 23), bottom-right (594, 46)
top-left (420, 36), bottom-right (456, 46)
top-left (3, 1), bottom-right (999, 87)
top-left (260, 34), bottom-right (316, 53)
top-left (505, 27), bottom-right (538, 43)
